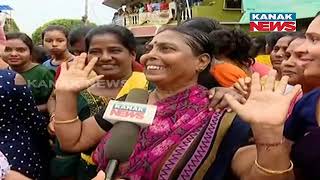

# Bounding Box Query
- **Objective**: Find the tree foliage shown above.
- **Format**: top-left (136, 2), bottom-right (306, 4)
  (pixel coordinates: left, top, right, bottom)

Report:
top-left (32, 19), bottom-right (96, 45)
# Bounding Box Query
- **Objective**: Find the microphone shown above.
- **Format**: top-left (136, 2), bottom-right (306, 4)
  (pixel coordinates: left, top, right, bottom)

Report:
top-left (103, 88), bottom-right (157, 127)
top-left (103, 89), bottom-right (156, 180)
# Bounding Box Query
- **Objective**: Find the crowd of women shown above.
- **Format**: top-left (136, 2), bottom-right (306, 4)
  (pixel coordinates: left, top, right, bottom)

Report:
top-left (0, 11), bottom-right (320, 180)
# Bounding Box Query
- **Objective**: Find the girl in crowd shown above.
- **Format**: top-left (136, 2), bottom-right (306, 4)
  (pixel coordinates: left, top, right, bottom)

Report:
top-left (54, 24), bottom-right (299, 179)
top-left (46, 26), bottom-right (93, 179)
top-left (209, 29), bottom-right (254, 87)
top-left (48, 25), bottom-right (149, 180)
top-left (3, 32), bottom-right (54, 112)
top-left (0, 69), bottom-right (50, 179)
top-left (42, 25), bottom-right (74, 71)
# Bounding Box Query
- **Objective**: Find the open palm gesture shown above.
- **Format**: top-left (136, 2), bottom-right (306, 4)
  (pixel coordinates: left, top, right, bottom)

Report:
top-left (55, 53), bottom-right (104, 93)
top-left (224, 70), bottom-right (301, 127)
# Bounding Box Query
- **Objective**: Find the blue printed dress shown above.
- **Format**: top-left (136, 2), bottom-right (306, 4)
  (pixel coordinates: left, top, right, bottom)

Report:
top-left (0, 70), bottom-right (50, 179)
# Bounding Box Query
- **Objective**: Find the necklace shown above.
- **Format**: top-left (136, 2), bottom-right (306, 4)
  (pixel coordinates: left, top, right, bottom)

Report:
top-left (153, 90), bottom-right (161, 101)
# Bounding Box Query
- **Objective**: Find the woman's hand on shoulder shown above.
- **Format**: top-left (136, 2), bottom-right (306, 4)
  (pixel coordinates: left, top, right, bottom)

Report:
top-left (208, 87), bottom-right (246, 112)
top-left (233, 77), bottom-right (252, 99)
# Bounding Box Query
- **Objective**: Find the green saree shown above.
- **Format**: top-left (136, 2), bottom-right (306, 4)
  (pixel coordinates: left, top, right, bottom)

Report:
top-left (50, 72), bottom-right (149, 180)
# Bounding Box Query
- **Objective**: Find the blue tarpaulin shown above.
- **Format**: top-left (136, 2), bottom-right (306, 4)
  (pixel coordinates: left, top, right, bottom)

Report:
top-left (0, 5), bottom-right (13, 11)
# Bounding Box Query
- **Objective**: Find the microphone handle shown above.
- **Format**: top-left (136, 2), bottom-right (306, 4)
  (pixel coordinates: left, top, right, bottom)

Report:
top-left (105, 159), bottom-right (119, 180)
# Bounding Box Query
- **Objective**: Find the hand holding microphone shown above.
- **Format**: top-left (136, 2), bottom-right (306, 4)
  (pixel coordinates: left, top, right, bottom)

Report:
top-left (92, 171), bottom-right (126, 180)
top-left (102, 89), bottom-right (157, 180)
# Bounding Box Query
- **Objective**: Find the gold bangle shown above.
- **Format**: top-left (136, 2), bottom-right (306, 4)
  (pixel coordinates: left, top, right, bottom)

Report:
top-left (54, 116), bottom-right (79, 124)
top-left (255, 159), bottom-right (293, 175)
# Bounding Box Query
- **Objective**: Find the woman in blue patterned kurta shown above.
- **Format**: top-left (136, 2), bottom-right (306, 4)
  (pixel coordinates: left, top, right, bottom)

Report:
top-left (0, 69), bottom-right (50, 179)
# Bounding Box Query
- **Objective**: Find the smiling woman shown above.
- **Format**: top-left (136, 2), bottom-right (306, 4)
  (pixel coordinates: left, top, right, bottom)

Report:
top-left (54, 26), bottom-right (254, 180)
top-left (86, 25), bottom-right (135, 81)
top-left (277, 13), bottom-right (320, 180)
top-left (142, 28), bottom-right (211, 90)
top-left (49, 25), bottom-right (149, 180)
top-left (3, 32), bottom-right (54, 110)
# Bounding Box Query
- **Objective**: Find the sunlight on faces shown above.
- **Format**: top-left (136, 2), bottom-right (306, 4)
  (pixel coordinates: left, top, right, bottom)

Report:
top-left (280, 38), bottom-right (305, 85)
top-left (271, 36), bottom-right (293, 72)
top-left (43, 30), bottom-right (68, 56)
top-left (3, 39), bottom-right (31, 67)
top-left (295, 16), bottom-right (320, 86)
top-left (140, 30), bottom-right (210, 87)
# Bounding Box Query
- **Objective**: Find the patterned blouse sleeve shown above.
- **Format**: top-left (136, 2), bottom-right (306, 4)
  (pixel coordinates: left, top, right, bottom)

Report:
top-left (12, 77), bottom-right (49, 137)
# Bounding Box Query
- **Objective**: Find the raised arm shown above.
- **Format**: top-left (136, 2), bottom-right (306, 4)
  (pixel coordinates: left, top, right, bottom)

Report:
top-left (54, 53), bottom-right (106, 152)
top-left (225, 70), bottom-right (301, 180)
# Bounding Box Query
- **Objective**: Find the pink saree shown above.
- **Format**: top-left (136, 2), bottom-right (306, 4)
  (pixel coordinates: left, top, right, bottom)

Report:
top-left (93, 85), bottom-right (235, 180)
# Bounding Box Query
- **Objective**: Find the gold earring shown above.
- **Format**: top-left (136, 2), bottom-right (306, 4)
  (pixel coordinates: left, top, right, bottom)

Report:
top-left (196, 68), bottom-right (204, 73)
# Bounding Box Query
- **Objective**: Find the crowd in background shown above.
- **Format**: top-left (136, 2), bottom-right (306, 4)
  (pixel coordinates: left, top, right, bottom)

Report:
top-left (0, 10), bottom-right (320, 180)
top-left (112, 0), bottom-right (203, 25)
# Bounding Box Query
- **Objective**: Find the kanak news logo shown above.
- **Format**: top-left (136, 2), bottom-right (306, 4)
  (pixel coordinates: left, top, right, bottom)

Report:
top-left (250, 13), bottom-right (296, 32)
top-left (110, 102), bottom-right (146, 120)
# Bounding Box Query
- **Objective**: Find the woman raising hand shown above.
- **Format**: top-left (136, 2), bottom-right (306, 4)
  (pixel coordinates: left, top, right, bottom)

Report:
top-left (226, 70), bottom-right (301, 126)
top-left (55, 53), bottom-right (103, 93)
top-left (226, 70), bottom-right (301, 180)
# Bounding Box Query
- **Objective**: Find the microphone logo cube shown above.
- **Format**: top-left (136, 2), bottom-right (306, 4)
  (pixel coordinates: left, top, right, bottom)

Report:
top-left (103, 100), bottom-right (157, 127)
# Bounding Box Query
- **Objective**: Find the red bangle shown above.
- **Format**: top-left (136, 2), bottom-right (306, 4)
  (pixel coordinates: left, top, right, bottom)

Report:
top-left (255, 137), bottom-right (285, 150)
